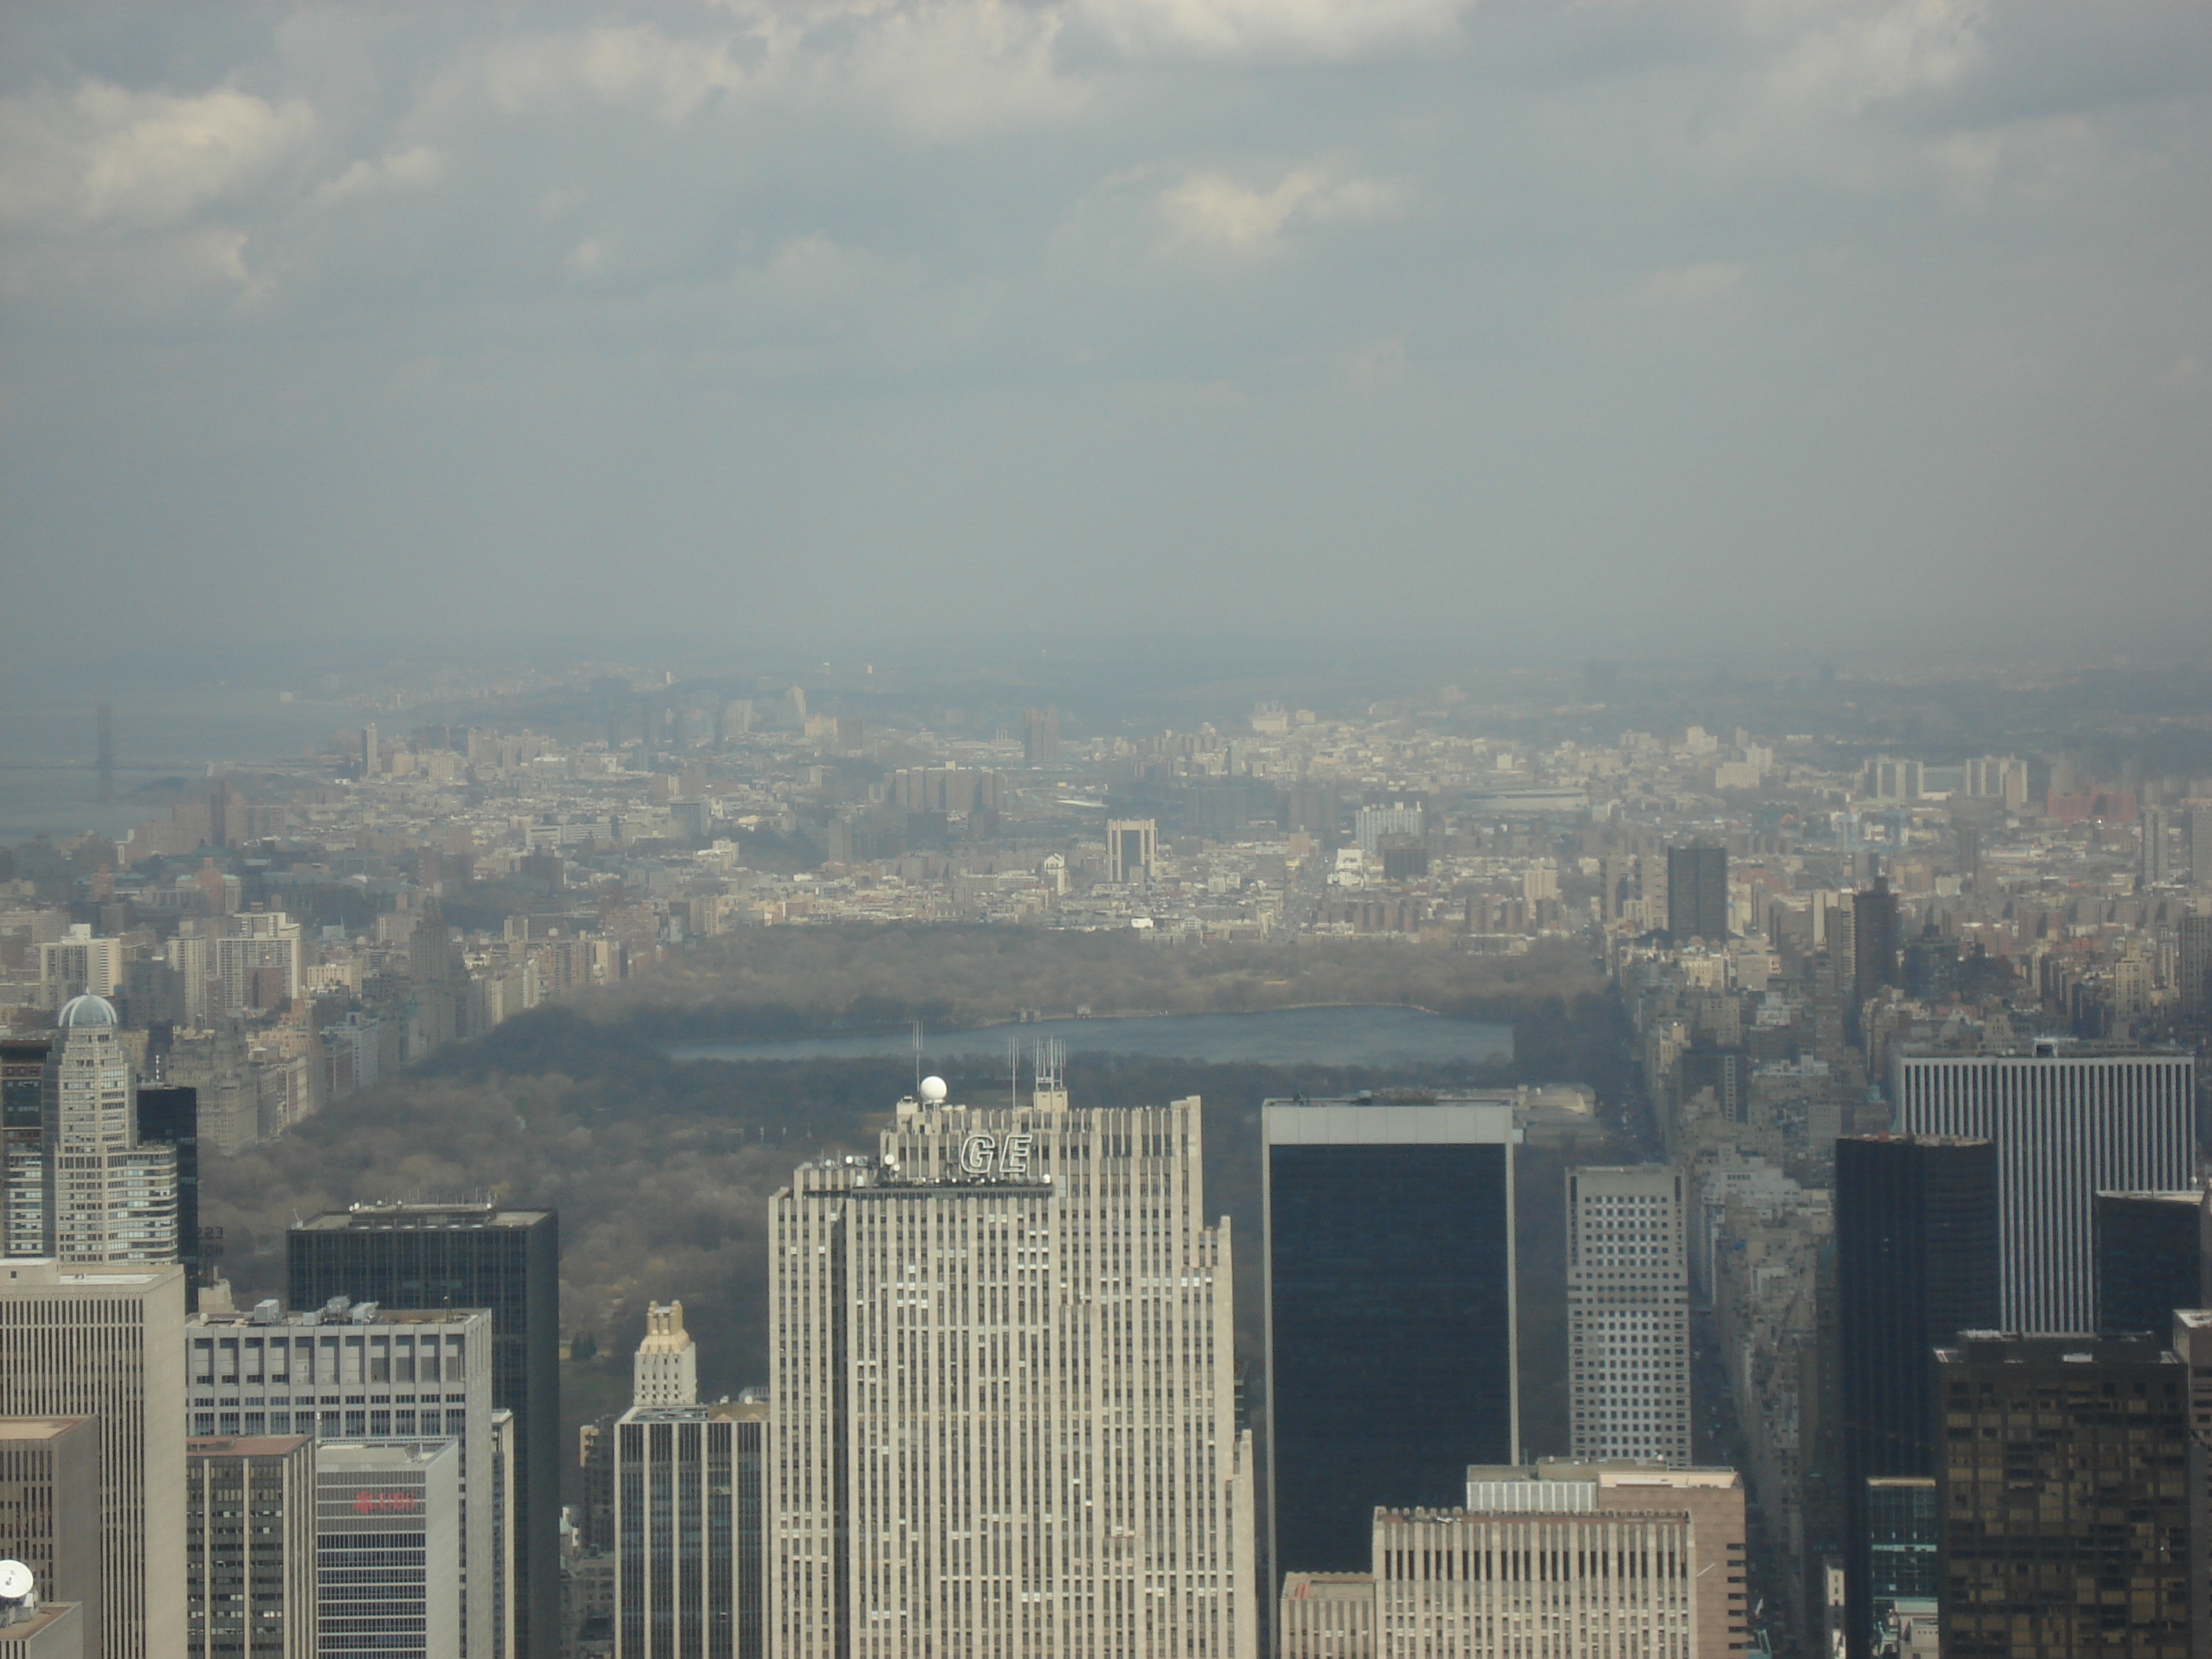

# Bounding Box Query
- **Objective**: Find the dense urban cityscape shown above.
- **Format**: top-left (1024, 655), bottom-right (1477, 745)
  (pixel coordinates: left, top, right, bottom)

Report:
top-left (5, 1), bottom-right (2210, 1654)
top-left (1, 650), bottom-right (2207, 1657)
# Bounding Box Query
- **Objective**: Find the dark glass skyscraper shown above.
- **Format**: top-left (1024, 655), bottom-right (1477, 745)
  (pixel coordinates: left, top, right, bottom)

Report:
top-left (1835, 1134), bottom-right (1998, 1659)
top-left (1851, 875), bottom-right (1901, 1024)
top-left (135, 1084), bottom-right (201, 1310)
top-left (1263, 1100), bottom-right (1518, 1584)
top-left (288, 1203), bottom-right (558, 1657)
top-left (1666, 844), bottom-right (1728, 943)
top-left (2094, 1188), bottom-right (2207, 1338)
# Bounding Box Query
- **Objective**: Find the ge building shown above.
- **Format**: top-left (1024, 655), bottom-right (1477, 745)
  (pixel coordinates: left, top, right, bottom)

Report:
top-left (1263, 1097), bottom-right (1519, 1587)
top-left (768, 1071), bottom-right (1258, 1659)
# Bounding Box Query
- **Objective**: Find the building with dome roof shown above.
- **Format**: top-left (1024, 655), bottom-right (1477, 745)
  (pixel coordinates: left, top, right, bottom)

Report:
top-left (6, 992), bottom-right (180, 1266)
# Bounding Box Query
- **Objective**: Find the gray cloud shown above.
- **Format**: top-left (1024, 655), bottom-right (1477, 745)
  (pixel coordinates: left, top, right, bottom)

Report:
top-left (1, 0), bottom-right (2207, 661)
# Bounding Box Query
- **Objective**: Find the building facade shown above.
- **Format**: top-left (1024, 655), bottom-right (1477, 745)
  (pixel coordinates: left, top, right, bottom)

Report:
top-left (1666, 845), bottom-right (1727, 943)
top-left (313, 1439), bottom-right (462, 1659)
top-left (185, 1300), bottom-right (496, 1657)
top-left (1566, 1165), bottom-right (1690, 1466)
top-left (287, 1203), bottom-right (558, 1657)
top-left (1103, 819), bottom-right (1157, 886)
top-left (613, 1399), bottom-right (766, 1659)
top-left (0, 1259), bottom-right (187, 1659)
top-left (36, 995), bottom-right (178, 1265)
top-left (1935, 1335), bottom-right (2193, 1658)
top-left (769, 1085), bottom-right (1257, 1659)
top-left (185, 1434), bottom-right (316, 1659)
top-left (1289, 1462), bottom-right (1749, 1659)
top-left (1265, 1100), bottom-right (1518, 1583)
top-left (0, 1416), bottom-right (101, 1643)
top-left (632, 1301), bottom-right (698, 1408)
top-left (1893, 1049), bottom-right (2196, 1331)
top-left (2094, 1189), bottom-right (2207, 1339)
top-left (1833, 1134), bottom-right (2000, 1659)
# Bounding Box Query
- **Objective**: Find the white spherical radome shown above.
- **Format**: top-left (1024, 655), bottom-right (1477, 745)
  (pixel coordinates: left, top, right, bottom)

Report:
top-left (919, 1075), bottom-right (948, 1104)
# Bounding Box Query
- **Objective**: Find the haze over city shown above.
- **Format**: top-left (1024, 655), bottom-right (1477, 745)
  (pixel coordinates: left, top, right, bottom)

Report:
top-left (3, 6), bottom-right (2211, 1659)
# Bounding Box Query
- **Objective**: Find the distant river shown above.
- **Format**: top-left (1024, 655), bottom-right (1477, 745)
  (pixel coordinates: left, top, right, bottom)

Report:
top-left (666, 1005), bottom-right (1513, 1069)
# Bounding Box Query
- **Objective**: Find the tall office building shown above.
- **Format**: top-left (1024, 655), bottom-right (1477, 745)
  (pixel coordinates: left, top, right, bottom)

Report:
top-left (1851, 875), bottom-right (1900, 1022)
top-left (1, 1038), bottom-right (50, 1261)
top-left (1022, 706), bottom-right (1060, 765)
top-left (632, 1301), bottom-right (697, 1408)
top-left (135, 1086), bottom-right (202, 1309)
top-left (1833, 1135), bottom-right (1999, 1659)
top-left (1863, 1478), bottom-right (1938, 1659)
top-left (1935, 1335), bottom-right (2192, 1658)
top-left (38, 995), bottom-right (178, 1265)
top-left (2141, 806), bottom-right (2172, 886)
top-left (2181, 912), bottom-right (2212, 1020)
top-left (0, 1417), bottom-right (101, 1641)
top-left (314, 1439), bottom-right (462, 1659)
top-left (1566, 1165), bottom-right (1690, 1465)
top-left (1265, 1099), bottom-right (1518, 1583)
top-left (2192, 808), bottom-right (2212, 887)
top-left (287, 1204), bottom-right (558, 1657)
top-left (614, 1397), bottom-right (767, 1659)
top-left (1103, 818), bottom-right (1157, 886)
top-left (1894, 1047), bottom-right (2196, 1332)
top-left (0, 1258), bottom-right (187, 1659)
top-left (2170, 1309), bottom-right (2212, 1656)
top-left (1279, 1462), bottom-right (1749, 1659)
top-left (2095, 1189), bottom-right (2207, 1339)
top-left (185, 1301), bottom-right (496, 1657)
top-left (770, 1082), bottom-right (1257, 1659)
top-left (185, 1434), bottom-right (316, 1659)
top-left (1666, 844), bottom-right (1728, 943)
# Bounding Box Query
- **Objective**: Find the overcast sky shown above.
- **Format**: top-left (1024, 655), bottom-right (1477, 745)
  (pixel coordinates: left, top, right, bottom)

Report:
top-left (2, 1), bottom-right (2207, 666)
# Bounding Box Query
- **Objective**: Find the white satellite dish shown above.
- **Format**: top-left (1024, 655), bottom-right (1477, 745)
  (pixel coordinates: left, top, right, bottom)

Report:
top-left (0, 1558), bottom-right (31, 1599)
top-left (918, 1075), bottom-right (947, 1105)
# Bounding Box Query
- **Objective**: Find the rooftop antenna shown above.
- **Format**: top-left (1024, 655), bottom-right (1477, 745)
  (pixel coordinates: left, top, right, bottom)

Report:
top-left (1008, 1036), bottom-right (1020, 1111)
top-left (912, 1020), bottom-right (924, 1093)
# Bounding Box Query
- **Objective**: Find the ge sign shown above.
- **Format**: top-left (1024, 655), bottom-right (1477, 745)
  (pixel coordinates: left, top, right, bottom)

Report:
top-left (960, 1133), bottom-right (1035, 1178)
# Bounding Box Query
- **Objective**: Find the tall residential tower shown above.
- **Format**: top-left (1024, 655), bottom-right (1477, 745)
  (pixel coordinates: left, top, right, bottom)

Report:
top-left (1566, 1166), bottom-right (1690, 1466)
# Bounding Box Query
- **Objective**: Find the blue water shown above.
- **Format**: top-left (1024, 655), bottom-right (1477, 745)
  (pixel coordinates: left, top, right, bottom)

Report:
top-left (668, 1005), bottom-right (1513, 1068)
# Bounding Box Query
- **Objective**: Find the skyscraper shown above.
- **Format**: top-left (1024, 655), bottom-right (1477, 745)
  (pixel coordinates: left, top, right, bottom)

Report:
top-left (1022, 705), bottom-right (1060, 765)
top-left (632, 1300), bottom-right (697, 1408)
top-left (1935, 1335), bottom-right (2192, 1658)
top-left (770, 1082), bottom-right (1257, 1658)
top-left (1893, 1047), bottom-right (2195, 1332)
top-left (2180, 912), bottom-right (2212, 1020)
top-left (2191, 808), bottom-right (2212, 887)
top-left (2170, 1309), bottom-right (2212, 1655)
top-left (135, 1085), bottom-right (202, 1310)
top-left (614, 1397), bottom-right (767, 1659)
top-left (0, 1258), bottom-right (187, 1659)
top-left (185, 1433), bottom-right (316, 1659)
top-left (38, 994), bottom-right (178, 1265)
top-left (1566, 1165), bottom-right (1690, 1466)
top-left (1833, 1135), bottom-right (1999, 1659)
top-left (313, 1440), bottom-right (463, 1659)
top-left (185, 1301), bottom-right (496, 1657)
top-left (1666, 844), bottom-right (1728, 943)
top-left (1103, 818), bottom-right (1157, 886)
top-left (2141, 805), bottom-right (2171, 886)
top-left (287, 1204), bottom-right (558, 1657)
top-left (1851, 875), bottom-right (1900, 1024)
top-left (2094, 1188), bottom-right (2207, 1339)
top-left (1265, 1098), bottom-right (1518, 1582)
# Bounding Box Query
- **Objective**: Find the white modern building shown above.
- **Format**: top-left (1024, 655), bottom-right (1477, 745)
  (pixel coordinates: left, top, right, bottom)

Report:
top-left (1895, 1047), bottom-right (2196, 1332)
top-left (1567, 1165), bottom-right (1691, 1465)
top-left (185, 1299), bottom-right (496, 1658)
top-left (314, 1439), bottom-right (461, 1659)
top-left (768, 1078), bottom-right (1257, 1659)
top-left (632, 1300), bottom-right (698, 1408)
top-left (31, 995), bottom-right (177, 1265)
